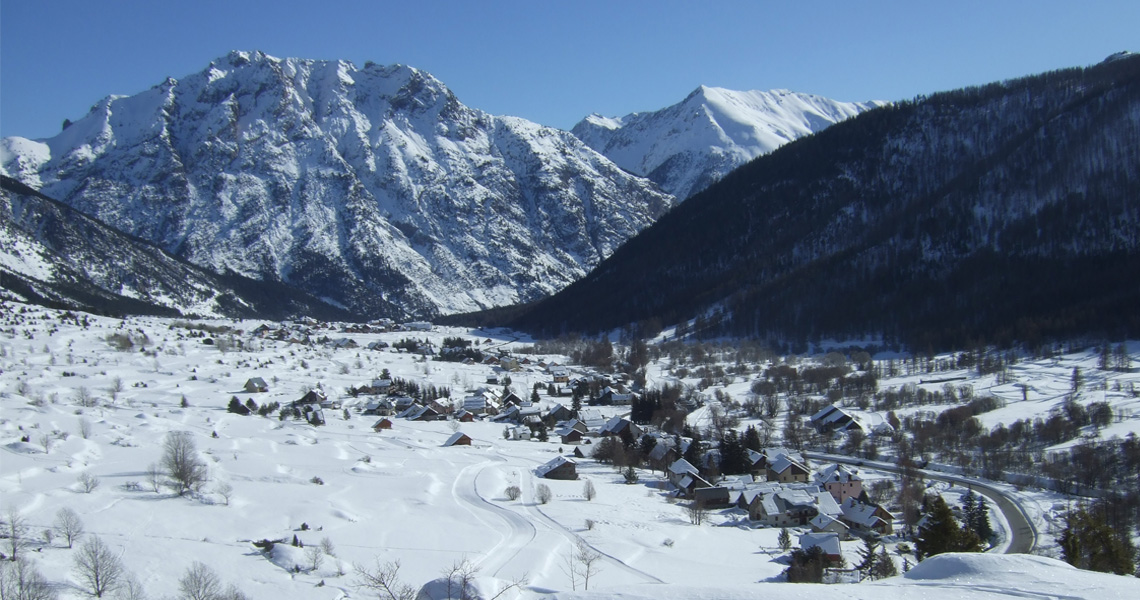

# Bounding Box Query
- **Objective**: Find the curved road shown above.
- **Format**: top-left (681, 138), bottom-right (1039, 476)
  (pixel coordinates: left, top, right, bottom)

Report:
top-left (804, 451), bottom-right (1037, 554)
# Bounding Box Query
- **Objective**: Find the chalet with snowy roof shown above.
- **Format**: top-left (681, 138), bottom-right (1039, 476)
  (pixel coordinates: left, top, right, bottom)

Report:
top-left (810, 513), bottom-right (851, 539)
top-left (668, 458), bottom-right (712, 497)
top-left (406, 321), bottom-right (433, 331)
top-left (799, 532), bottom-right (842, 563)
top-left (504, 425), bottom-right (531, 441)
top-left (597, 386), bottom-right (635, 406)
top-left (767, 454), bottom-right (811, 483)
top-left (814, 464), bottom-right (864, 503)
top-left (839, 498), bottom-right (894, 535)
top-left (750, 489), bottom-right (807, 525)
top-left (361, 398), bottom-right (393, 416)
top-left (330, 337), bottom-right (358, 349)
top-left (366, 341), bottom-right (389, 351)
top-left (557, 427), bottom-right (584, 445)
top-left (693, 486), bottom-right (732, 508)
top-left (599, 416), bottom-right (642, 441)
top-left (454, 410), bottom-right (476, 423)
top-left (576, 408), bottom-right (606, 432)
top-left (492, 405), bottom-right (522, 424)
top-left (549, 367), bottom-right (570, 384)
top-left (393, 396), bottom-right (416, 411)
top-left (244, 377), bottom-right (269, 393)
top-left (296, 389), bottom-right (327, 407)
top-left (544, 403), bottom-right (572, 424)
top-left (536, 456), bottom-right (577, 480)
top-left (372, 418), bottom-right (393, 432)
top-left (395, 403), bottom-right (422, 419)
top-left (369, 378), bottom-right (393, 393)
top-left (647, 438), bottom-right (679, 471)
top-left (462, 395), bottom-right (489, 415)
top-left (500, 392), bottom-right (525, 407)
top-left (555, 419), bottom-right (589, 444)
top-left (443, 432), bottom-right (472, 447)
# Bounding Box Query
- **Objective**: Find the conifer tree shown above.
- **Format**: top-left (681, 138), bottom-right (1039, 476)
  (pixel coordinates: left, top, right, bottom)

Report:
top-left (915, 496), bottom-right (983, 560)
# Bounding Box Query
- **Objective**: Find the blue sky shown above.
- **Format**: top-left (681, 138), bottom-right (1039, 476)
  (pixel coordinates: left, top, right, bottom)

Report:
top-left (2, 1), bottom-right (1137, 140)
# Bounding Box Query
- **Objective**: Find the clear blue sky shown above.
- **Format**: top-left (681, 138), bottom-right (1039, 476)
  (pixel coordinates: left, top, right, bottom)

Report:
top-left (2, 0), bottom-right (1137, 140)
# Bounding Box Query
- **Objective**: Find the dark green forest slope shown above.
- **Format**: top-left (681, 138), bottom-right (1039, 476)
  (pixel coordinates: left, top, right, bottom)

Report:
top-left (505, 55), bottom-right (1140, 350)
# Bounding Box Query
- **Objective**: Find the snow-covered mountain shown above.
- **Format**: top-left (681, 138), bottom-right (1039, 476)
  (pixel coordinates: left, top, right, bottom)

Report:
top-left (573, 86), bottom-right (884, 200)
top-left (0, 51), bottom-right (673, 320)
top-left (0, 176), bottom-right (355, 320)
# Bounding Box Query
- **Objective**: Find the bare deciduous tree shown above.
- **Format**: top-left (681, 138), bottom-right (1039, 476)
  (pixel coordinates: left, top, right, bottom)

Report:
top-left (72, 535), bottom-right (124, 598)
top-left (582, 479), bottom-right (596, 501)
top-left (319, 536), bottom-right (336, 557)
top-left (117, 573), bottom-right (147, 600)
top-left (215, 482), bottom-right (233, 506)
top-left (78, 471), bottom-right (100, 493)
top-left (54, 507), bottom-right (85, 549)
top-left (0, 557), bottom-right (58, 600)
top-left (573, 539), bottom-right (602, 591)
top-left (178, 562), bottom-right (221, 600)
top-left (536, 484), bottom-right (552, 505)
top-left (304, 546), bottom-right (324, 572)
top-left (145, 463), bottom-right (162, 493)
top-left (108, 377), bottom-right (124, 405)
top-left (74, 387), bottom-right (96, 408)
top-left (162, 432), bottom-right (208, 496)
top-left (353, 558), bottom-right (416, 600)
top-left (686, 500), bottom-right (708, 526)
top-left (3, 506), bottom-right (26, 561)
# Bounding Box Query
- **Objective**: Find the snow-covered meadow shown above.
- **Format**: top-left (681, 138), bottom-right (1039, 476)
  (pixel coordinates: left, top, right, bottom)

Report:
top-left (1, 303), bottom-right (1137, 598)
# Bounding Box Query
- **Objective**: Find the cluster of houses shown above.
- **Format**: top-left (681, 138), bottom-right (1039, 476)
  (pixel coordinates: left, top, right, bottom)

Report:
top-left (809, 404), bottom-right (895, 436)
top-left (247, 318), bottom-right (428, 348)
top-left (663, 449), bottom-right (894, 540)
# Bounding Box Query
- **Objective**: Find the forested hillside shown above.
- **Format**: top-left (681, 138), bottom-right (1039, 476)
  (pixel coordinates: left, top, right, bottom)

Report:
top-left (508, 55), bottom-right (1140, 351)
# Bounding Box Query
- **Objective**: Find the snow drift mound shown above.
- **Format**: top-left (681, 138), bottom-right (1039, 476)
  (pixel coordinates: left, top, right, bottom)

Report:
top-left (416, 575), bottom-right (524, 600)
top-left (904, 552), bottom-right (1076, 582)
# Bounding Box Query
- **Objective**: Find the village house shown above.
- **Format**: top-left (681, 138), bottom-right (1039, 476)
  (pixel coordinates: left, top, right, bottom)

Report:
top-left (371, 418), bottom-right (393, 432)
top-left (361, 398), bottom-right (394, 416)
top-left (839, 497), bottom-right (894, 535)
top-left (454, 410), bottom-right (476, 423)
top-left (667, 458), bottom-right (712, 498)
top-left (814, 464), bottom-right (864, 503)
top-left (544, 403), bottom-right (572, 424)
top-left (767, 454), bottom-right (811, 483)
top-left (536, 456), bottom-right (577, 480)
top-left (693, 486), bottom-right (733, 509)
top-left (596, 386), bottom-right (636, 406)
top-left (599, 416), bottom-right (642, 441)
top-left (810, 513), bottom-right (852, 540)
top-left (549, 366), bottom-right (570, 384)
top-left (243, 377), bottom-right (269, 393)
top-left (799, 532), bottom-right (843, 563)
top-left (647, 438), bottom-right (679, 472)
top-left (443, 432), bottom-right (472, 447)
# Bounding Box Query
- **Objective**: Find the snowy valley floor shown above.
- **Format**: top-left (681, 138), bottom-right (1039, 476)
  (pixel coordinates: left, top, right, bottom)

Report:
top-left (1, 305), bottom-right (1138, 598)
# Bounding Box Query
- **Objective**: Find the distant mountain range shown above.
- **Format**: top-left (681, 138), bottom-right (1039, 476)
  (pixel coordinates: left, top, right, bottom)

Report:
top-left (1, 51), bottom-right (678, 319)
top-left (505, 53), bottom-right (1140, 350)
top-left (0, 51), bottom-right (876, 321)
top-left (574, 86), bottom-right (882, 200)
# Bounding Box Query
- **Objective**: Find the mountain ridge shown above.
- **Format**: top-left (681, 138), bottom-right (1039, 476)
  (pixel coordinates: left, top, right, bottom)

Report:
top-left (1, 50), bottom-right (674, 320)
top-left (573, 85), bottom-right (884, 200)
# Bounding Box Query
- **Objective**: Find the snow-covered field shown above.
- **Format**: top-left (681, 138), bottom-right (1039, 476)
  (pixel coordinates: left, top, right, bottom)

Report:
top-left (1, 303), bottom-right (1137, 598)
